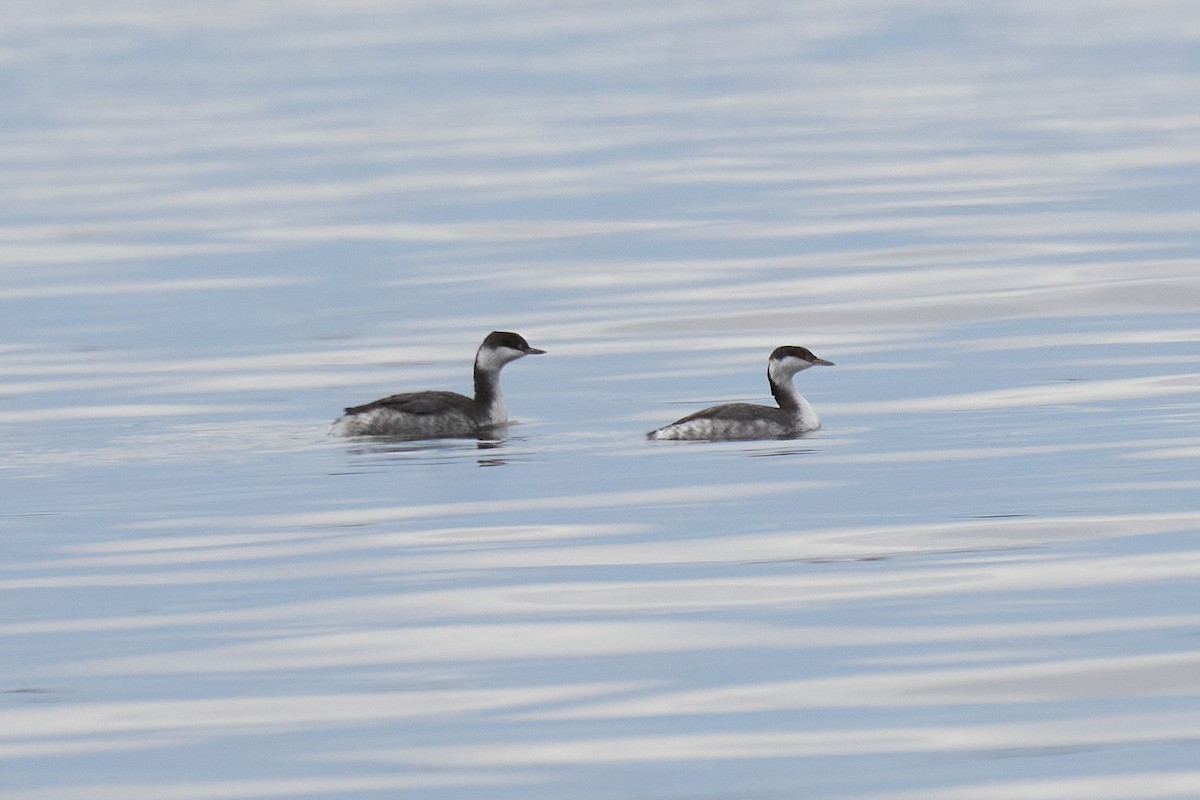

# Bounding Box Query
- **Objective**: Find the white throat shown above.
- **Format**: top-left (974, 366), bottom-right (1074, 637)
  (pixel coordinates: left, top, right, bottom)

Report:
top-left (474, 346), bottom-right (525, 423)
top-left (793, 393), bottom-right (820, 430)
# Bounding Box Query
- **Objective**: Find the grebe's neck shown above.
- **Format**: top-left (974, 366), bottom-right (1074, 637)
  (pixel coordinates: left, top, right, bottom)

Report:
top-left (769, 370), bottom-right (799, 413)
top-left (768, 362), bottom-right (820, 429)
top-left (473, 356), bottom-right (506, 422)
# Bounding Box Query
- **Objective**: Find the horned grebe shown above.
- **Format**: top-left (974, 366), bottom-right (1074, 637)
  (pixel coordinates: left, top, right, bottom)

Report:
top-left (647, 345), bottom-right (833, 440)
top-left (333, 331), bottom-right (545, 438)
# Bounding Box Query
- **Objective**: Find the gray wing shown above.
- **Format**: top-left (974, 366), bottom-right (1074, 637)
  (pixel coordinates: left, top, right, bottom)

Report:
top-left (669, 402), bottom-right (785, 425)
top-left (343, 390), bottom-right (474, 417)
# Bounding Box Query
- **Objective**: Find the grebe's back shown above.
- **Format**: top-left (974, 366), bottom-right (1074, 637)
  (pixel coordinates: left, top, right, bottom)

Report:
top-left (647, 345), bottom-right (832, 441)
top-left (334, 331), bottom-right (544, 438)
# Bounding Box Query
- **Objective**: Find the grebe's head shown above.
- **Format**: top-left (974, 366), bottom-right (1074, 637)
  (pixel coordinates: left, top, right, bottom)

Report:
top-left (768, 345), bottom-right (833, 381)
top-left (476, 331), bottom-right (546, 371)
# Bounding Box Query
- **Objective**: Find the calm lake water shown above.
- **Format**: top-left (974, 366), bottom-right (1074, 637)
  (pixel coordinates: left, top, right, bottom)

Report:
top-left (4, 2), bottom-right (1200, 798)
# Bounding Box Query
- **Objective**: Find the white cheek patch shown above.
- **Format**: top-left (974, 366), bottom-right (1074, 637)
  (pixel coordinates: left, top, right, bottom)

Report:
top-left (477, 346), bottom-right (526, 371)
top-left (769, 355), bottom-right (809, 382)
top-left (786, 355), bottom-right (811, 371)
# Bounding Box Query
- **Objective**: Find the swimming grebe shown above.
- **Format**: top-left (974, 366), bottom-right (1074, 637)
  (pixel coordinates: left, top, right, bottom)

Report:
top-left (646, 345), bottom-right (833, 440)
top-left (333, 331), bottom-right (545, 438)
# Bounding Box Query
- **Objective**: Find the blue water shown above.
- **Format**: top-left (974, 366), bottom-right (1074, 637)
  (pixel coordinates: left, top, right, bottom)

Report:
top-left (4, 3), bottom-right (1200, 799)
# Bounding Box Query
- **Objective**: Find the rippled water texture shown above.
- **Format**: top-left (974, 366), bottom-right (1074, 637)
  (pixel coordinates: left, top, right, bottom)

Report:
top-left (3, 2), bottom-right (1200, 798)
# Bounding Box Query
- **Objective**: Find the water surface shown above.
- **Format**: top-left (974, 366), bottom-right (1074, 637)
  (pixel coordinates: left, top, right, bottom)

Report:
top-left (3, 2), bottom-right (1200, 799)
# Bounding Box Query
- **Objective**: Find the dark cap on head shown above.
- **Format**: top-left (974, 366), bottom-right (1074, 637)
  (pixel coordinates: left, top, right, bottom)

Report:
top-left (769, 345), bottom-right (833, 366)
top-left (482, 331), bottom-right (546, 355)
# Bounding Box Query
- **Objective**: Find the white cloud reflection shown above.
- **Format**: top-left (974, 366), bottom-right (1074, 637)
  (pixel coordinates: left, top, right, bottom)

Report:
top-left (831, 372), bottom-right (1200, 414)
top-left (337, 712), bottom-right (1200, 764)
top-left (867, 771), bottom-right (1200, 800)
top-left (0, 276), bottom-right (305, 300)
